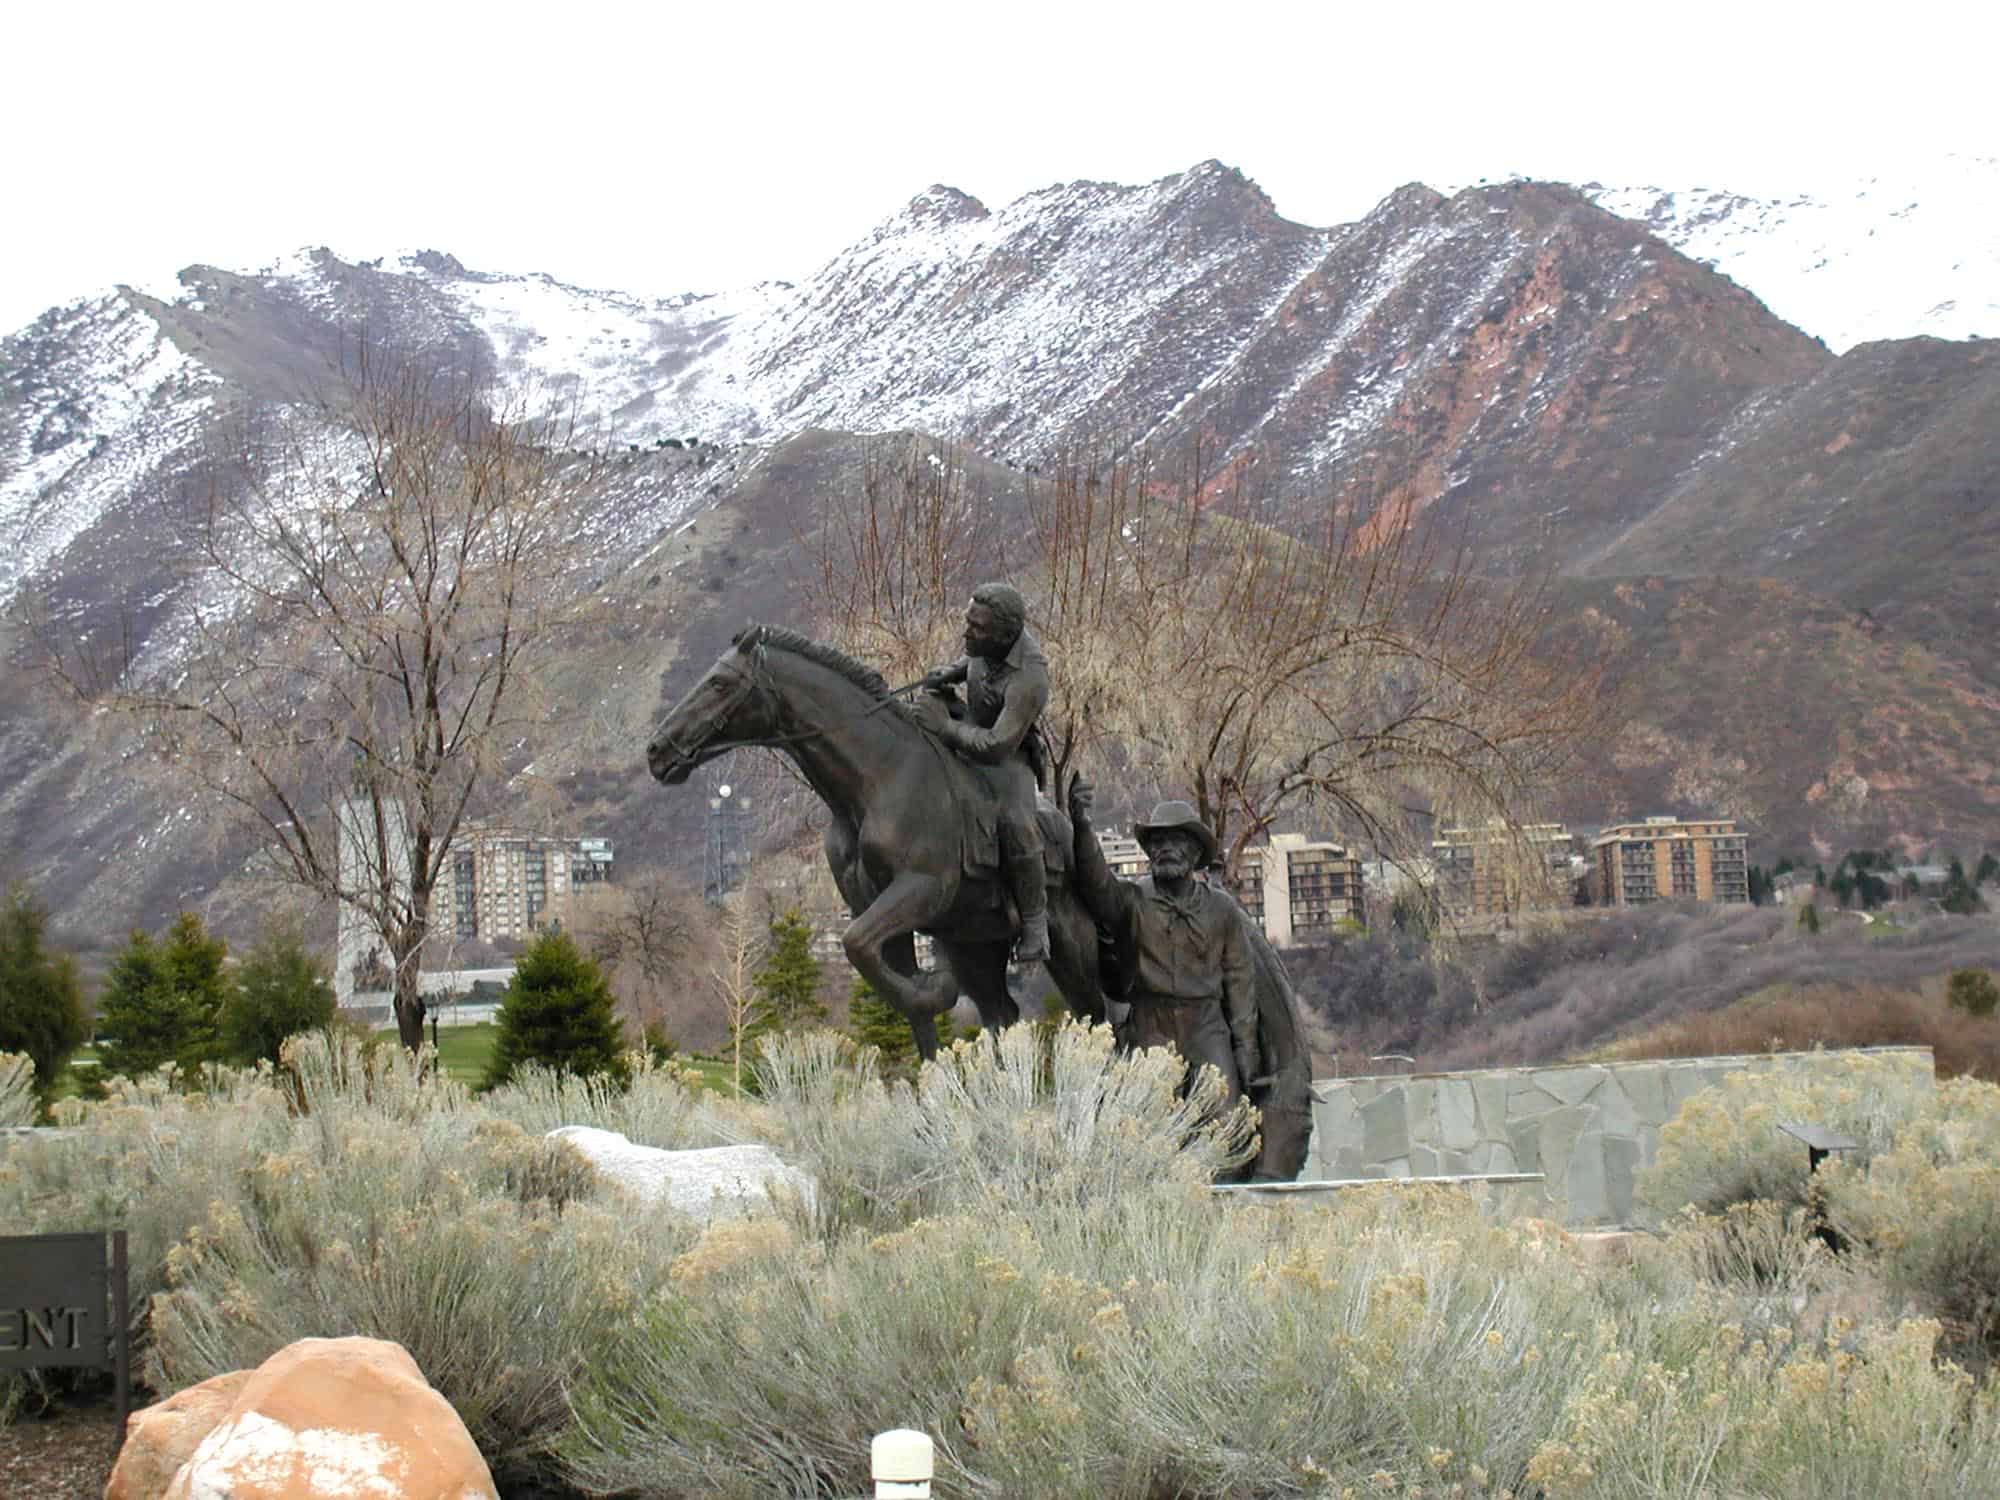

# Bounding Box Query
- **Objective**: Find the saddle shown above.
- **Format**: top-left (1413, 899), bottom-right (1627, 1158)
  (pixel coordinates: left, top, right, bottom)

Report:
top-left (933, 747), bottom-right (1069, 886)
top-left (919, 694), bottom-right (1066, 886)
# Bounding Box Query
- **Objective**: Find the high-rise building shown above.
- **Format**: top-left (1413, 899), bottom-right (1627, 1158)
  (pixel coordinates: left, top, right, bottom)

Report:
top-left (434, 827), bottom-right (616, 943)
top-left (1228, 834), bottom-right (1364, 946)
top-left (1431, 822), bottom-right (1576, 922)
top-left (1593, 817), bottom-right (1749, 906)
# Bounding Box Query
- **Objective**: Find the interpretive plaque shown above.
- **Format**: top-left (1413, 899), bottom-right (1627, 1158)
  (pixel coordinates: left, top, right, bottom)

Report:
top-left (0, 1230), bottom-right (130, 1449)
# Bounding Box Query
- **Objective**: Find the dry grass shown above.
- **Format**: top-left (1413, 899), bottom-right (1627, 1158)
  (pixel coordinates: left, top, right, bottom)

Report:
top-left (1598, 979), bottom-right (2000, 1081)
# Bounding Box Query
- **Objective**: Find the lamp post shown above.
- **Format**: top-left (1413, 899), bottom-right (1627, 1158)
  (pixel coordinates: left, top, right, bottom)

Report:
top-left (706, 782), bottom-right (748, 901)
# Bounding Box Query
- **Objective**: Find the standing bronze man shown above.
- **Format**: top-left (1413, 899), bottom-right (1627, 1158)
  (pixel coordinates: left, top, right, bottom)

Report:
top-left (914, 583), bottom-right (1052, 962)
top-left (1067, 779), bottom-right (1262, 1102)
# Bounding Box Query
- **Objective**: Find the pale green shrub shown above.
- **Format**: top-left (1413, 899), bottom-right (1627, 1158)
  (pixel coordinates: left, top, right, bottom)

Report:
top-left (1825, 1076), bottom-right (2000, 1358)
top-left (1638, 1050), bottom-right (1935, 1219)
top-left (561, 1187), bottom-right (1612, 1498)
top-left (0, 1051), bottom-right (34, 1127)
top-left (1526, 1317), bottom-right (2000, 1499)
top-left (748, 1021), bottom-right (1257, 1239)
top-left (0, 1061), bottom-right (291, 1423)
top-left (146, 1105), bottom-right (695, 1463)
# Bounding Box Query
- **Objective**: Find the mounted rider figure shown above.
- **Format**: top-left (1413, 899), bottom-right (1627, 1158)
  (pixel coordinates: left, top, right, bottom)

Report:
top-left (913, 582), bottom-right (1053, 963)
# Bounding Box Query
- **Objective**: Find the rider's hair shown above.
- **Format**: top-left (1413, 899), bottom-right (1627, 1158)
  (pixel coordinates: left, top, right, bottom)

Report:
top-left (970, 582), bottom-right (1027, 638)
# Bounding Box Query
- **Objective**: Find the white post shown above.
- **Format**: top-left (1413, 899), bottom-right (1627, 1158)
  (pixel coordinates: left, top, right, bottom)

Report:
top-left (872, 1428), bottom-right (933, 1498)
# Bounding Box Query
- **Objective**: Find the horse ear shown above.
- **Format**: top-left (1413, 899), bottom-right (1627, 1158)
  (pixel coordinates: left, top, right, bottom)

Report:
top-left (730, 623), bottom-right (759, 648)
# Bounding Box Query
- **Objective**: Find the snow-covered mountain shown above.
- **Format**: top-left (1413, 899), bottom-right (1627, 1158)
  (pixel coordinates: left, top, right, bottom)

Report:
top-left (1582, 154), bottom-right (2000, 353)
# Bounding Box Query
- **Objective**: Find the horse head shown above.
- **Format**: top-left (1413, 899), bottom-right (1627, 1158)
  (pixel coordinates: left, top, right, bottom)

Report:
top-left (646, 626), bottom-right (780, 785)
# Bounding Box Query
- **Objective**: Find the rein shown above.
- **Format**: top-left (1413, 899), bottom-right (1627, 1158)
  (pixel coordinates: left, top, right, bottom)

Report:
top-left (659, 640), bottom-right (928, 768)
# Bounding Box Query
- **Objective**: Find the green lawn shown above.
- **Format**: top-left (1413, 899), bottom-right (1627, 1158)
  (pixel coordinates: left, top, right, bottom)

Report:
top-left (59, 1025), bottom-right (733, 1101)
top-left (376, 1022), bottom-right (500, 1087)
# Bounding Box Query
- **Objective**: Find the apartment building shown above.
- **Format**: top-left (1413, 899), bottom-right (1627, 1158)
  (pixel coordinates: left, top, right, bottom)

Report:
top-left (437, 828), bottom-right (616, 942)
top-left (1095, 832), bottom-right (1152, 881)
top-left (1431, 822), bottom-right (1576, 922)
top-left (1592, 816), bottom-right (1749, 906)
top-left (1228, 834), bottom-right (1365, 946)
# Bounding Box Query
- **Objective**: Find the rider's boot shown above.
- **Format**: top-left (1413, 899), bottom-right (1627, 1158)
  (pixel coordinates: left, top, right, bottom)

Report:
top-left (1008, 851), bottom-right (1051, 963)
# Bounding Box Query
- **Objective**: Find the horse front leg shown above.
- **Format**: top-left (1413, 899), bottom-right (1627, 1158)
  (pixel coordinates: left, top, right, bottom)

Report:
top-left (842, 872), bottom-right (958, 1060)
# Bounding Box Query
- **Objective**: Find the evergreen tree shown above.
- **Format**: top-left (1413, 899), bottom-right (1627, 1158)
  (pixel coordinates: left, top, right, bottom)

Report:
top-left (1942, 858), bottom-right (1986, 915)
top-left (1947, 968), bottom-right (1999, 1018)
top-left (1797, 901), bottom-right (1822, 935)
top-left (482, 927), bottom-right (629, 1090)
top-left (848, 973), bottom-right (915, 1075)
top-left (96, 912), bottom-right (232, 1083)
top-left (1976, 853), bottom-right (1999, 888)
top-left (0, 882), bottom-right (89, 1102)
top-left (749, 909), bottom-right (825, 1040)
top-left (220, 917), bottom-right (336, 1066)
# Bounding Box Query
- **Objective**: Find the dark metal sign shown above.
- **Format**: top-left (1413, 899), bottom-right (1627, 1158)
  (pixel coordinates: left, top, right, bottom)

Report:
top-left (0, 1231), bottom-right (131, 1448)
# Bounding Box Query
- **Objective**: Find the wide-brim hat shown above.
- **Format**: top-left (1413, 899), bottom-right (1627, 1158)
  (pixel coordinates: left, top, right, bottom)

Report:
top-left (1134, 800), bottom-right (1222, 868)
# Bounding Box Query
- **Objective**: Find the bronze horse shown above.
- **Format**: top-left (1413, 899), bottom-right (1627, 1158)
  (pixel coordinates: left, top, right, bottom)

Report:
top-left (645, 625), bottom-right (1107, 1057)
top-left (645, 624), bottom-right (1314, 1178)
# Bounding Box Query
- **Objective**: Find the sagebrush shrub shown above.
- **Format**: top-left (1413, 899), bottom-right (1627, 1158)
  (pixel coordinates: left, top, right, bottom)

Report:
top-left (1639, 1050), bottom-right (1935, 1218)
top-left (144, 1031), bottom-right (696, 1462)
top-left (1826, 1076), bottom-right (2000, 1361)
top-left (479, 1050), bottom-right (703, 1147)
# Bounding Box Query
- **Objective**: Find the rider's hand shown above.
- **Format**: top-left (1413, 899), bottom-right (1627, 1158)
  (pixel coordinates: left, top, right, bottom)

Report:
top-left (1068, 776), bottom-right (1095, 825)
top-left (913, 694), bottom-right (950, 734)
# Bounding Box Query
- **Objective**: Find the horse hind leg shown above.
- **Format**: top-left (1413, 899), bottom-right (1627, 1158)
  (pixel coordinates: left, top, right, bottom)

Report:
top-left (934, 939), bottom-right (1020, 1035)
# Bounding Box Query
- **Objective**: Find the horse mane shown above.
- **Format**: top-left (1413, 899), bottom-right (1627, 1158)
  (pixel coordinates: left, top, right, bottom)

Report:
top-left (736, 624), bottom-right (893, 701)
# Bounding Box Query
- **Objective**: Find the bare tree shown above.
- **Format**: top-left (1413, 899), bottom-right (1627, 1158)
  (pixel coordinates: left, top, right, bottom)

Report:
top-left (710, 896), bottom-right (762, 1094)
top-left (33, 347), bottom-right (602, 1051)
top-left (571, 867), bottom-right (704, 1035)
top-left (805, 434), bottom-right (1612, 893)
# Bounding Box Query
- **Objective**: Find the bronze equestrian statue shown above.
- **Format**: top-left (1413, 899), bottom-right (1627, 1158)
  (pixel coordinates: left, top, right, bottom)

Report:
top-left (645, 612), bottom-right (1315, 1179)
top-left (645, 621), bottom-right (1105, 1057)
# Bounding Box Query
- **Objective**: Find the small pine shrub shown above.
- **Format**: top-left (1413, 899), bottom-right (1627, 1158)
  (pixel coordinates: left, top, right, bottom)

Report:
top-left (221, 918), bottom-right (336, 1066)
top-left (0, 883), bottom-right (89, 1103)
top-left (1948, 967), bottom-right (2000, 1018)
top-left (96, 913), bottom-right (233, 1084)
top-left (482, 928), bottom-right (629, 1091)
top-left (846, 975), bottom-right (915, 1077)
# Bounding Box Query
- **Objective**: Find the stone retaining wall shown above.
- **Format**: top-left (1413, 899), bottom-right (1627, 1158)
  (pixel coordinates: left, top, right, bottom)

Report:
top-left (1304, 1046), bottom-right (1934, 1229)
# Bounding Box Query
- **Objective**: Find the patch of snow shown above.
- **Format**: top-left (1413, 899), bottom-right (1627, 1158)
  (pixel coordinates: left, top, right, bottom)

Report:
top-left (1587, 155), bottom-right (2000, 351)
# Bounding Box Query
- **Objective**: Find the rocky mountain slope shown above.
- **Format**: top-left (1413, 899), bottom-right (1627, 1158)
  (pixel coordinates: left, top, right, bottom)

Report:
top-left (3, 159), bottom-right (1997, 943)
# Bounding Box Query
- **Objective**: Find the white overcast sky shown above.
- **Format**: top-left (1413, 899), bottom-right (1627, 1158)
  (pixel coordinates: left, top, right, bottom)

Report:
top-left (5, 0), bottom-right (1996, 334)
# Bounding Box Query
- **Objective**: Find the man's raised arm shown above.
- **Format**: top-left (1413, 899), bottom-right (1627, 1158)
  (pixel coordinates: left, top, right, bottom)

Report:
top-left (1066, 776), bottom-right (1127, 927)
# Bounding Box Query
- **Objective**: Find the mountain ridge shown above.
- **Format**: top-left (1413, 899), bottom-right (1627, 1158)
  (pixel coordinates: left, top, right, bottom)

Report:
top-left (3, 159), bottom-right (1997, 943)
